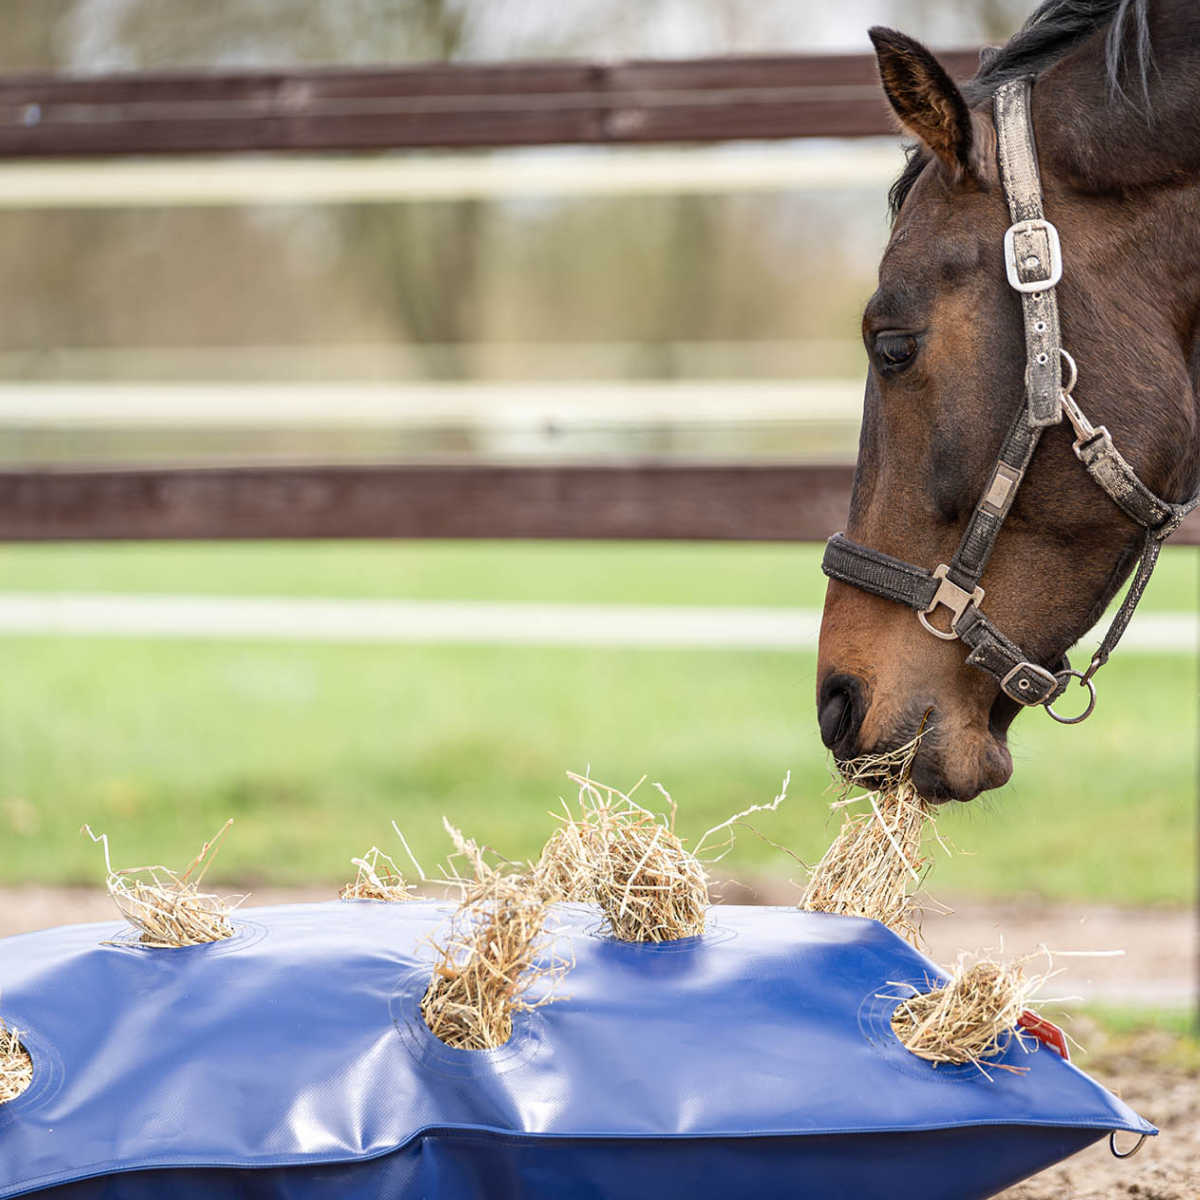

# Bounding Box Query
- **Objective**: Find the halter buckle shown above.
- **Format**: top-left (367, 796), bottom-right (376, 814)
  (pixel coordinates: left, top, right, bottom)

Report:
top-left (1004, 218), bottom-right (1062, 292)
top-left (1000, 661), bottom-right (1059, 705)
top-left (917, 564), bottom-right (984, 641)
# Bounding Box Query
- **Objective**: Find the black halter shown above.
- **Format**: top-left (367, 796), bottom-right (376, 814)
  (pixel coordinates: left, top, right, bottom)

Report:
top-left (821, 77), bottom-right (1197, 725)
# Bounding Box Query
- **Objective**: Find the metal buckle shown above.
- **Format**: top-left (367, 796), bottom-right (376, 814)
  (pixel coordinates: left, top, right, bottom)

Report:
top-left (1000, 661), bottom-right (1058, 705)
top-left (917, 564), bottom-right (984, 641)
top-left (1003, 218), bottom-right (1063, 292)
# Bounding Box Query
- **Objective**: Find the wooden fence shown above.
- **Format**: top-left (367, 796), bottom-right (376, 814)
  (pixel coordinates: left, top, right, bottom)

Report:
top-left (0, 52), bottom-right (983, 156)
top-left (2, 49), bottom-right (1196, 545)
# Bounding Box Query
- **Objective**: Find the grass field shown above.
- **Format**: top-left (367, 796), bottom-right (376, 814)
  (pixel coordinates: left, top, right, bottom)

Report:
top-left (0, 540), bottom-right (1195, 610)
top-left (0, 541), bottom-right (1193, 905)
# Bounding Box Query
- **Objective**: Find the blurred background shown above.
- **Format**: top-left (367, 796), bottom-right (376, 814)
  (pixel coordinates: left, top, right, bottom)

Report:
top-left (0, 0), bottom-right (1193, 948)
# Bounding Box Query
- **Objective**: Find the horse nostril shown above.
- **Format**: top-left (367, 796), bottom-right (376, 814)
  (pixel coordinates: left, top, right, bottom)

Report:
top-left (817, 674), bottom-right (865, 755)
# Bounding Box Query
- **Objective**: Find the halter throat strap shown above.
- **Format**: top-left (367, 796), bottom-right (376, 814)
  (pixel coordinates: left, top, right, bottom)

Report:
top-left (820, 77), bottom-right (1198, 723)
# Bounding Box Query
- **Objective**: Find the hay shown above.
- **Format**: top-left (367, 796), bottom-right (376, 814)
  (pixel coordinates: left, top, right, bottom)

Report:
top-left (340, 846), bottom-right (416, 902)
top-left (421, 822), bottom-right (566, 1050)
top-left (546, 773), bottom-right (708, 942)
top-left (799, 737), bottom-right (935, 946)
top-left (0, 1017), bottom-right (32, 1105)
top-left (534, 770), bottom-right (790, 939)
top-left (592, 812), bottom-right (708, 942)
top-left (888, 953), bottom-right (1050, 1078)
top-left (533, 816), bottom-right (599, 904)
top-left (82, 820), bottom-right (243, 948)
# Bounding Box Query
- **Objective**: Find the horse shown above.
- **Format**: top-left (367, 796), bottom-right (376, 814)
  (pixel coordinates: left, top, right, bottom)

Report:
top-left (815, 0), bottom-right (1199, 802)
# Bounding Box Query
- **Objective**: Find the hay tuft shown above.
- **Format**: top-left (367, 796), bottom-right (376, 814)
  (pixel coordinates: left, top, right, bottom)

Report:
top-left (82, 820), bottom-right (243, 948)
top-left (556, 773), bottom-right (709, 942)
top-left (0, 1016), bottom-right (32, 1105)
top-left (800, 736), bottom-right (935, 946)
top-left (888, 953), bottom-right (1050, 1078)
top-left (421, 822), bottom-right (566, 1050)
top-left (340, 846), bottom-right (415, 902)
top-left (533, 814), bottom-right (599, 904)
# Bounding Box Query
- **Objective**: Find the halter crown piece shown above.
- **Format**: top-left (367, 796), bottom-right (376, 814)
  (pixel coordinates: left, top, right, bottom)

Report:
top-left (821, 77), bottom-right (1198, 725)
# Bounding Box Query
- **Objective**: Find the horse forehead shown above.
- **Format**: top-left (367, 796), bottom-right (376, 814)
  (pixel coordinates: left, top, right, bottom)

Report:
top-left (883, 158), bottom-right (1000, 273)
top-left (879, 200), bottom-right (990, 296)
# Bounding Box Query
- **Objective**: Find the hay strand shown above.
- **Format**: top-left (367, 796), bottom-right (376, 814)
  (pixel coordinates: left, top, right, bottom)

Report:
top-left (888, 952), bottom-right (1051, 1078)
top-left (340, 845), bottom-right (415, 902)
top-left (82, 821), bottom-right (243, 948)
top-left (799, 736), bottom-right (932, 946)
top-left (0, 1014), bottom-right (32, 1105)
top-left (421, 822), bottom-right (565, 1050)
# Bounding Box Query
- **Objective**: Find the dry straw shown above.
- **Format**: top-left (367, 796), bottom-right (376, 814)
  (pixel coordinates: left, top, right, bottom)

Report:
top-left (537, 773), bottom-right (709, 942)
top-left (799, 735), bottom-right (940, 947)
top-left (888, 952), bottom-right (1053, 1078)
top-left (82, 820), bottom-right (243, 948)
top-left (421, 821), bottom-right (566, 1050)
top-left (0, 1015), bottom-right (32, 1104)
top-left (340, 846), bottom-right (416, 902)
top-left (534, 816), bottom-right (599, 904)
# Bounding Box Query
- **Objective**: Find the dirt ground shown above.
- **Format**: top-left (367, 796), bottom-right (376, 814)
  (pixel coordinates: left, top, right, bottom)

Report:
top-left (998, 1022), bottom-right (1199, 1199)
top-left (1, 885), bottom-right (1195, 1197)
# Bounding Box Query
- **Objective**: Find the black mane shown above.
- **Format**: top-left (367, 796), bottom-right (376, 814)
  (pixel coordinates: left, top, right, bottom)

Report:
top-left (887, 0), bottom-right (1153, 218)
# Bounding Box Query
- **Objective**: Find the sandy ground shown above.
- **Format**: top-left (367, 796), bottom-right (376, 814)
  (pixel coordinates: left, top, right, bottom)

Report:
top-left (1, 884), bottom-right (1195, 1197)
top-left (2, 883), bottom-right (1193, 1009)
top-left (997, 1023), bottom-right (1199, 1200)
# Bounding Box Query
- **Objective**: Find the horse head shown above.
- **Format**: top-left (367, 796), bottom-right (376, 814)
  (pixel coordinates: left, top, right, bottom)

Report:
top-left (817, 1), bottom-right (1200, 801)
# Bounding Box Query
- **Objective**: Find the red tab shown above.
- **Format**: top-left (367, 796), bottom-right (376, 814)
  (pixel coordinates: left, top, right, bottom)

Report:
top-left (1018, 1010), bottom-right (1070, 1061)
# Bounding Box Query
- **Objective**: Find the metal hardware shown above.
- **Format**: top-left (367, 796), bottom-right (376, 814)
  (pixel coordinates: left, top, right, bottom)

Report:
top-left (999, 661), bottom-right (1058, 705)
top-left (981, 462), bottom-right (1022, 516)
top-left (1061, 389), bottom-right (1108, 451)
top-left (1109, 1131), bottom-right (1148, 1160)
top-left (917, 564), bottom-right (984, 641)
top-left (1045, 669), bottom-right (1097, 724)
top-left (1003, 218), bottom-right (1063, 292)
top-left (1059, 348), bottom-right (1078, 394)
top-left (1056, 351), bottom-right (1116, 457)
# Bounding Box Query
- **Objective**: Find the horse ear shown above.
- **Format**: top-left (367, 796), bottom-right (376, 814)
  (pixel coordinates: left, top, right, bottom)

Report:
top-left (869, 26), bottom-right (975, 179)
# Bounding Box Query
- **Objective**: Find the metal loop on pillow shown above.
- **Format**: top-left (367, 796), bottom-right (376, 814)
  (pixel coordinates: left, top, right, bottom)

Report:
top-left (1044, 670), bottom-right (1096, 724)
top-left (1109, 1131), bottom-right (1148, 1160)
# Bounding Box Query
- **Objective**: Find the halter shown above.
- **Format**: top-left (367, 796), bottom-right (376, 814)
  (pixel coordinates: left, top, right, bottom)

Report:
top-left (821, 77), bottom-right (1198, 724)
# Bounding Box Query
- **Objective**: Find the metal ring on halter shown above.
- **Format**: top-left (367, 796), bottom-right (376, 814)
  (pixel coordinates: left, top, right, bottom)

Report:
top-left (1109, 1131), bottom-right (1148, 1160)
top-left (1045, 669), bottom-right (1096, 724)
top-left (1059, 347), bottom-right (1078, 394)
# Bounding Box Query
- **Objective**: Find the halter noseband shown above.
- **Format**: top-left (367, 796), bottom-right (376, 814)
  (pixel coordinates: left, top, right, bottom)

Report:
top-left (821, 77), bottom-right (1198, 725)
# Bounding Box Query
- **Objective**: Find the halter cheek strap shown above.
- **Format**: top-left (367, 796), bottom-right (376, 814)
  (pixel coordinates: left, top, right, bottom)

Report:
top-left (821, 77), bottom-right (1198, 724)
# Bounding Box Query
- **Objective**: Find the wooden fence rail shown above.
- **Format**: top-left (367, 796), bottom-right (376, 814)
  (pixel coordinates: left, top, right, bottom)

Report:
top-left (0, 51), bottom-right (981, 156)
top-left (0, 463), bottom-right (855, 542)
top-left (1, 463), bottom-right (1197, 544)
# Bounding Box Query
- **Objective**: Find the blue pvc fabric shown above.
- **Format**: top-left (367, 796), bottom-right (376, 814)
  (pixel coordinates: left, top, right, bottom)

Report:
top-left (0, 902), bottom-right (1152, 1200)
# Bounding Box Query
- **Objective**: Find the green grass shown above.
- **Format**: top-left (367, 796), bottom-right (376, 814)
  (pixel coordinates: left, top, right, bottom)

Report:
top-left (1070, 1005), bottom-right (1199, 1041)
top-left (1041, 1004), bottom-right (1200, 1071)
top-left (0, 541), bottom-right (1191, 902)
top-left (0, 540), bottom-right (1194, 612)
top-left (0, 630), bottom-right (1192, 904)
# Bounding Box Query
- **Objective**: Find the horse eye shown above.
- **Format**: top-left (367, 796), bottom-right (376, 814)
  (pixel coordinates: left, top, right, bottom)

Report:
top-left (874, 332), bottom-right (919, 371)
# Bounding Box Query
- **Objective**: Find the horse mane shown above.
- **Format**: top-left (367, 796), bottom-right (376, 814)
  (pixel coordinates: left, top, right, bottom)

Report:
top-left (887, 0), bottom-right (1154, 218)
